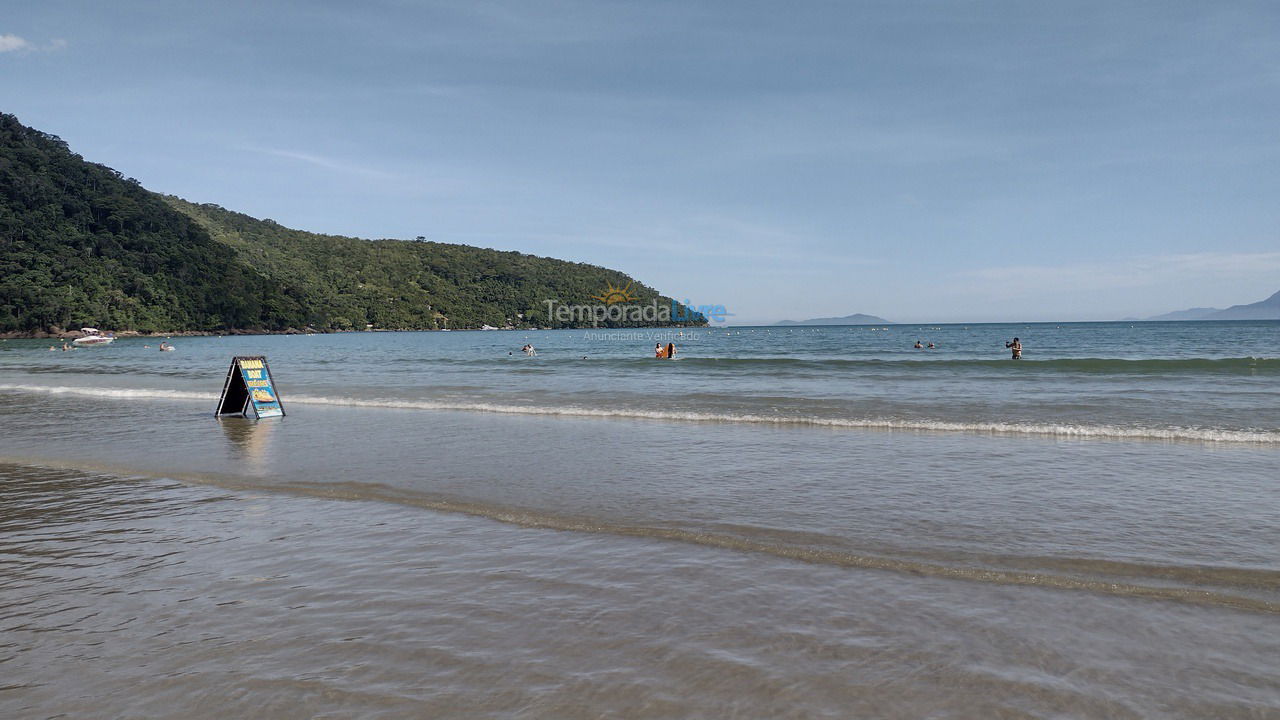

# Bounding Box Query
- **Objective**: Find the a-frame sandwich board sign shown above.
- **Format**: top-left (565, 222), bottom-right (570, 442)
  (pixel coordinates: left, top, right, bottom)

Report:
top-left (216, 356), bottom-right (285, 418)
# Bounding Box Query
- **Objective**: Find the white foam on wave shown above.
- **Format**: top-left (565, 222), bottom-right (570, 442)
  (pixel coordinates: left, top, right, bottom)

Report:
top-left (3, 383), bottom-right (1276, 444)
top-left (0, 383), bottom-right (219, 401)
top-left (286, 396), bottom-right (1280, 444)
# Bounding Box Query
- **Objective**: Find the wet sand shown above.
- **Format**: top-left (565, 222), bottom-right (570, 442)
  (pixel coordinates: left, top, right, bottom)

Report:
top-left (3, 463), bottom-right (1278, 719)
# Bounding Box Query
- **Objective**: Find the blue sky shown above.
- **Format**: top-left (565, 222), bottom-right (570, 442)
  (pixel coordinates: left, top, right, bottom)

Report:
top-left (3, 0), bottom-right (1278, 323)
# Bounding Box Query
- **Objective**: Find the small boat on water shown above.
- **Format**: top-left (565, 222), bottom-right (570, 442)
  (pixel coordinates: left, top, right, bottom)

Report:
top-left (72, 328), bottom-right (115, 346)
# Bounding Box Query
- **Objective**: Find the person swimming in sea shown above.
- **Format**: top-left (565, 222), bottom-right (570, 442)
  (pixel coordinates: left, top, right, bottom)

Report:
top-left (914, 340), bottom-right (923, 349)
top-left (1005, 337), bottom-right (1022, 359)
top-left (655, 343), bottom-right (666, 359)
top-left (665, 342), bottom-right (676, 359)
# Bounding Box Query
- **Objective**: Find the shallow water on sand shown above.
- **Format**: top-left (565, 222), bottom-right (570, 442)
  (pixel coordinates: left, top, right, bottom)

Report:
top-left (1, 324), bottom-right (1278, 717)
top-left (3, 462), bottom-right (1278, 719)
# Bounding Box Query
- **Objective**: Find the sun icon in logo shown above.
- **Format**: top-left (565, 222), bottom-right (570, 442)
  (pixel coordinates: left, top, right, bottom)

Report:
top-left (592, 281), bottom-right (638, 305)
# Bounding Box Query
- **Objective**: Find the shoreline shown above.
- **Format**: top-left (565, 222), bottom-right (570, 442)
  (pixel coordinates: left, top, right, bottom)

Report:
top-left (0, 325), bottom-right (706, 340)
top-left (0, 328), bottom-right (332, 340)
top-left (3, 318), bottom-right (1274, 340)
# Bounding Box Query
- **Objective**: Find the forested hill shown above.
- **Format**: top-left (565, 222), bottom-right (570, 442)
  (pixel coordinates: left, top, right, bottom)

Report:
top-left (0, 112), bottom-right (702, 334)
top-left (0, 113), bottom-right (299, 333)
top-left (163, 197), bottom-right (699, 331)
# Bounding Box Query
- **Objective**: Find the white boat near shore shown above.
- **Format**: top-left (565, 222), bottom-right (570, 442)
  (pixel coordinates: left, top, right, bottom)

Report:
top-left (71, 328), bottom-right (115, 346)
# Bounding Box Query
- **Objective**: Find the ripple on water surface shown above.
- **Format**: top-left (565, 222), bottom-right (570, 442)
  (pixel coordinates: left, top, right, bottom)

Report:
top-left (2, 464), bottom-right (1279, 719)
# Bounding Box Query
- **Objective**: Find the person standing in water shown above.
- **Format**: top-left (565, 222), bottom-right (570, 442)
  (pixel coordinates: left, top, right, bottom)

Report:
top-left (655, 342), bottom-right (666, 358)
top-left (666, 342), bottom-right (676, 359)
top-left (1005, 337), bottom-right (1022, 359)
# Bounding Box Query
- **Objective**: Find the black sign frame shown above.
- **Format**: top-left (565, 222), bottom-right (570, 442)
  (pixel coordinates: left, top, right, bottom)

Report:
top-left (216, 356), bottom-right (286, 418)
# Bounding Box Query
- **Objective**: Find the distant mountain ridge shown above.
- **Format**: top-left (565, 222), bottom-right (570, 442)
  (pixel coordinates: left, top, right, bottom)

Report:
top-left (1141, 290), bottom-right (1280, 321)
top-left (1206, 290), bottom-right (1280, 320)
top-left (1145, 307), bottom-right (1221, 321)
top-left (776, 312), bottom-right (891, 326)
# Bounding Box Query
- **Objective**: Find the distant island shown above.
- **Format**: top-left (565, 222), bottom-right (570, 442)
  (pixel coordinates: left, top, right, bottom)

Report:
top-left (1137, 290), bottom-right (1280, 321)
top-left (0, 112), bottom-right (704, 335)
top-left (775, 313), bottom-right (892, 326)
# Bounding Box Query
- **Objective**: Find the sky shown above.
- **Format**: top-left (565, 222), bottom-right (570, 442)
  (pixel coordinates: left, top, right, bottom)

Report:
top-left (2, 0), bottom-right (1279, 323)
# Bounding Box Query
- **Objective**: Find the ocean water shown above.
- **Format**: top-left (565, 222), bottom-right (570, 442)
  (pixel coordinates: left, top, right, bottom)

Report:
top-left (1, 321), bottom-right (1277, 718)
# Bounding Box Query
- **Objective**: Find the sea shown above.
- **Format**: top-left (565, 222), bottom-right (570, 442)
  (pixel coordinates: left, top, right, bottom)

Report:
top-left (1, 321), bottom-right (1277, 718)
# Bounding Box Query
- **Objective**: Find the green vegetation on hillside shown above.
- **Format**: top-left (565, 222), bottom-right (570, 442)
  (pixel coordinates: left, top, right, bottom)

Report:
top-left (164, 198), bottom-right (701, 330)
top-left (0, 112), bottom-right (702, 333)
top-left (0, 113), bottom-right (301, 333)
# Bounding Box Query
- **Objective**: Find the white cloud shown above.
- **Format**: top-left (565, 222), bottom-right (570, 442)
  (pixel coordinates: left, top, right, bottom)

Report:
top-left (0, 34), bottom-right (31, 53)
top-left (533, 214), bottom-right (882, 267)
top-left (0, 35), bottom-right (67, 53)
top-left (250, 146), bottom-right (395, 180)
top-left (957, 252), bottom-right (1280, 299)
top-left (932, 251), bottom-right (1280, 319)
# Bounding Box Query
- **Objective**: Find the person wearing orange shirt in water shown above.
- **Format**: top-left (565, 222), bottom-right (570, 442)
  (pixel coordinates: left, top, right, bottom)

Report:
top-left (655, 342), bottom-right (666, 358)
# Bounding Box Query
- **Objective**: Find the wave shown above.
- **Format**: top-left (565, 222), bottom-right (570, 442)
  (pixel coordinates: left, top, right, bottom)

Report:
top-left (273, 480), bottom-right (1280, 615)
top-left (3, 382), bottom-right (1277, 444)
top-left (312, 355), bottom-right (1280, 374)
top-left (4, 458), bottom-right (1277, 614)
top-left (290, 396), bottom-right (1280, 444)
top-left (0, 384), bottom-right (219, 401)
top-left (660, 356), bottom-right (1280, 374)
top-left (11, 355), bottom-right (1278, 377)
